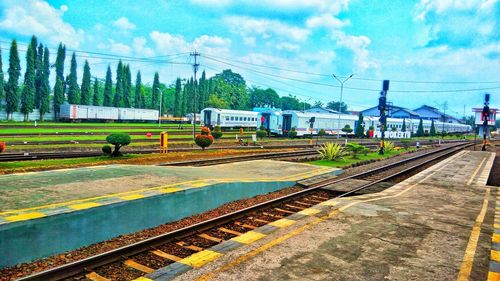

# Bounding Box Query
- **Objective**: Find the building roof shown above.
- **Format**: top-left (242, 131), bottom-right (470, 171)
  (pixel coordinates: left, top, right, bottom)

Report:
top-left (391, 108), bottom-right (421, 117)
top-left (305, 107), bottom-right (340, 114)
top-left (414, 105), bottom-right (462, 122)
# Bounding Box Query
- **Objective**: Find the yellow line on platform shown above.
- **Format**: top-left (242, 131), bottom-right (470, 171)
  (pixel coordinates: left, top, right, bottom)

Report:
top-left (4, 212), bottom-right (46, 222)
top-left (196, 147), bottom-right (462, 281)
top-left (491, 250), bottom-right (500, 262)
top-left (467, 155), bottom-right (487, 186)
top-left (456, 187), bottom-right (490, 281)
top-left (179, 250), bottom-right (223, 268)
top-left (68, 202), bottom-right (101, 210)
top-left (488, 271), bottom-right (500, 281)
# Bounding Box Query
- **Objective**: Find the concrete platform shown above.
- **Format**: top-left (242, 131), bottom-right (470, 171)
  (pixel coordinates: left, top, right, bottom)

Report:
top-left (155, 150), bottom-right (498, 281)
top-left (0, 160), bottom-right (340, 268)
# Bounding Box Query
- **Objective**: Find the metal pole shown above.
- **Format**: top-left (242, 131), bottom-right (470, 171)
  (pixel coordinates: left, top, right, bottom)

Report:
top-left (191, 51), bottom-right (200, 139)
top-left (332, 74), bottom-right (353, 140)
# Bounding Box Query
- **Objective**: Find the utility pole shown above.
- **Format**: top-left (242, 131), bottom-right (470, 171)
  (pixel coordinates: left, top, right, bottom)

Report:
top-left (482, 93), bottom-right (490, 151)
top-left (378, 80), bottom-right (389, 155)
top-left (332, 74), bottom-right (354, 139)
top-left (190, 51), bottom-right (200, 139)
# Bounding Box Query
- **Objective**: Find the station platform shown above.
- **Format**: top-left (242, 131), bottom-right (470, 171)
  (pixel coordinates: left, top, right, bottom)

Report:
top-left (165, 150), bottom-right (497, 281)
top-left (0, 160), bottom-right (340, 268)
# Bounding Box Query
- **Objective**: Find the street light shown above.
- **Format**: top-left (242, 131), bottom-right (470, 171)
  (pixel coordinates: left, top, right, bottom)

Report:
top-left (156, 87), bottom-right (164, 127)
top-left (332, 73), bottom-right (354, 139)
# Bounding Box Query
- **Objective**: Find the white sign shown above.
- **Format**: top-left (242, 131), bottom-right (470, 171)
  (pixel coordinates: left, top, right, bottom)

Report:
top-left (374, 131), bottom-right (411, 139)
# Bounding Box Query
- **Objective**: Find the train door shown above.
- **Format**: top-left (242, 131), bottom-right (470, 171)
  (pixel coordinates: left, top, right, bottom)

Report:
top-left (282, 114), bottom-right (292, 132)
top-left (217, 114), bottom-right (221, 125)
top-left (203, 110), bottom-right (212, 126)
top-left (261, 113), bottom-right (271, 130)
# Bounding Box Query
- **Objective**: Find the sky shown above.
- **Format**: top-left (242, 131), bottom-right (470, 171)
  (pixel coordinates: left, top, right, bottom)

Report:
top-left (0, 0), bottom-right (499, 117)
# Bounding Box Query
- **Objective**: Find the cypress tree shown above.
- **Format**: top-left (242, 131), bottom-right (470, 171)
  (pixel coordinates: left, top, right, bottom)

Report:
top-left (151, 72), bottom-right (160, 111)
top-left (92, 78), bottom-right (100, 106)
top-left (199, 71), bottom-right (206, 111)
top-left (430, 120), bottom-right (436, 136)
top-left (21, 44), bottom-right (36, 121)
top-left (6, 40), bottom-right (21, 120)
top-left (181, 82), bottom-right (187, 116)
top-left (123, 64), bottom-right (132, 108)
top-left (34, 43), bottom-right (43, 109)
top-left (29, 36), bottom-right (38, 58)
top-left (67, 53), bottom-right (79, 104)
top-left (80, 60), bottom-right (91, 105)
top-left (174, 78), bottom-right (182, 116)
top-left (103, 66), bottom-right (113, 106)
top-left (402, 119), bottom-right (406, 132)
top-left (113, 60), bottom-right (123, 107)
top-left (0, 47), bottom-right (4, 110)
top-left (39, 46), bottom-right (50, 120)
top-left (355, 112), bottom-right (364, 138)
top-left (417, 118), bottom-right (424, 137)
top-left (53, 43), bottom-right (66, 118)
top-left (134, 71), bottom-right (143, 108)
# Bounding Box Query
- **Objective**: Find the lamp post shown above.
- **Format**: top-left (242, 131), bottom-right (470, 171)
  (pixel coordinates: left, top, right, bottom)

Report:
top-left (332, 74), bottom-right (354, 139)
top-left (156, 87), bottom-right (164, 127)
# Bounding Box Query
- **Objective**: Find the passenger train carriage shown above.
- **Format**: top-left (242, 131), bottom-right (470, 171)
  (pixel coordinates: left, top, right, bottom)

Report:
top-left (201, 108), bottom-right (259, 129)
top-left (200, 107), bottom-right (471, 135)
top-left (59, 103), bottom-right (159, 121)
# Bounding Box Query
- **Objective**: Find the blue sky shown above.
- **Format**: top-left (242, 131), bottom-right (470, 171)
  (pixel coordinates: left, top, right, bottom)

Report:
top-left (0, 0), bottom-right (499, 117)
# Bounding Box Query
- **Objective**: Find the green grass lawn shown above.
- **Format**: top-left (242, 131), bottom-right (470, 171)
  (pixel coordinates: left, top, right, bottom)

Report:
top-left (309, 149), bottom-right (409, 168)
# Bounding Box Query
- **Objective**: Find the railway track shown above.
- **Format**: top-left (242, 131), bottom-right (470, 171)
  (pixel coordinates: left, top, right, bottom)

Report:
top-left (16, 142), bottom-right (470, 281)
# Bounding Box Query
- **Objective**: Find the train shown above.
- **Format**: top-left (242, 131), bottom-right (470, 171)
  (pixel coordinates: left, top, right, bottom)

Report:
top-left (59, 103), bottom-right (159, 121)
top-left (200, 107), bottom-right (472, 136)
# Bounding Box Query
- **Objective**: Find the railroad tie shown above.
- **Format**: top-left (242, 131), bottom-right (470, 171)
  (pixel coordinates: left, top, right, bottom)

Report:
top-left (251, 217), bottom-right (271, 224)
top-left (198, 233), bottom-right (224, 243)
top-left (150, 249), bottom-right (182, 262)
top-left (311, 195), bottom-right (329, 200)
top-left (123, 259), bottom-right (154, 273)
top-left (235, 221), bottom-right (257, 229)
top-left (274, 207), bottom-right (295, 214)
top-left (285, 204), bottom-right (305, 210)
top-left (218, 227), bottom-right (243, 236)
top-left (294, 201), bottom-right (313, 207)
top-left (85, 272), bottom-right (111, 281)
top-left (176, 241), bottom-right (204, 252)
top-left (262, 212), bottom-right (285, 219)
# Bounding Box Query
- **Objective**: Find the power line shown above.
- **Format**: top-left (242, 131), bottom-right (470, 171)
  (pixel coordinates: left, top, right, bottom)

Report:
top-left (203, 53), bottom-right (500, 85)
top-left (202, 54), bottom-right (500, 93)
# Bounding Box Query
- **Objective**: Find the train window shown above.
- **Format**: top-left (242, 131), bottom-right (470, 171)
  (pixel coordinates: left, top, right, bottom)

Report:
top-left (240, 117), bottom-right (243, 121)
top-left (225, 116), bottom-right (229, 121)
top-left (244, 117), bottom-right (247, 121)
top-left (231, 116), bottom-right (234, 121)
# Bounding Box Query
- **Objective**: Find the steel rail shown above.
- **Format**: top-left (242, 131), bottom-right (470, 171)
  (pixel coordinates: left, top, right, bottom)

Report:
top-left (16, 142), bottom-right (470, 281)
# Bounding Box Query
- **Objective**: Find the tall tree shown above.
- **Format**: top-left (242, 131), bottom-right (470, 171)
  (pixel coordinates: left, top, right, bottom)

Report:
top-left (134, 71), bottom-right (143, 108)
top-left (67, 53), bottom-right (79, 104)
top-left (29, 36), bottom-right (38, 58)
top-left (39, 46), bottom-right (50, 120)
top-left (417, 118), bottom-right (424, 137)
top-left (123, 64), bottom-right (132, 107)
top-left (355, 112), bottom-right (365, 138)
top-left (103, 66), bottom-right (113, 106)
top-left (181, 82), bottom-right (187, 116)
top-left (20, 44), bottom-right (36, 121)
top-left (313, 101), bottom-right (323, 108)
top-left (174, 78), bottom-right (182, 116)
top-left (430, 120), bottom-right (436, 136)
top-left (34, 43), bottom-right (43, 109)
top-left (92, 78), bottom-right (100, 106)
top-left (249, 87), bottom-right (280, 108)
top-left (198, 71), bottom-right (206, 111)
top-left (6, 40), bottom-right (21, 120)
top-left (151, 72), bottom-right (160, 111)
top-left (326, 100), bottom-right (348, 113)
top-left (0, 47), bottom-right (4, 110)
top-left (53, 43), bottom-right (66, 118)
top-left (113, 60), bottom-right (124, 107)
top-left (80, 60), bottom-right (91, 105)
top-left (401, 119), bottom-right (406, 132)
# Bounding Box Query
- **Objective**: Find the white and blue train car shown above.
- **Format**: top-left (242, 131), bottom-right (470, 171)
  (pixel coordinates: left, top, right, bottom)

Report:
top-left (200, 108), bottom-right (259, 129)
top-left (254, 107), bottom-right (282, 134)
top-left (280, 110), bottom-right (359, 136)
top-left (59, 103), bottom-right (158, 121)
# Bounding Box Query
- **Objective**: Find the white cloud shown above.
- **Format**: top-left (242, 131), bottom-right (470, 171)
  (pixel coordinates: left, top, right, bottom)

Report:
top-left (0, 0), bottom-right (84, 47)
top-left (333, 31), bottom-right (379, 72)
top-left (225, 16), bottom-right (310, 42)
top-left (306, 14), bottom-right (349, 29)
top-left (150, 31), bottom-right (231, 56)
top-left (113, 17), bottom-right (136, 31)
top-left (132, 37), bottom-right (155, 57)
top-left (191, 0), bottom-right (350, 14)
top-left (108, 40), bottom-right (132, 55)
top-left (276, 42), bottom-right (300, 52)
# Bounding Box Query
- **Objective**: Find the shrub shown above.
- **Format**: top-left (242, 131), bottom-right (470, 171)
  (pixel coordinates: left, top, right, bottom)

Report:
top-left (200, 126), bottom-right (211, 135)
top-left (318, 142), bottom-right (344, 161)
top-left (195, 134), bottom-right (214, 150)
top-left (384, 141), bottom-right (395, 152)
top-left (256, 130), bottom-right (267, 140)
top-left (341, 125), bottom-right (353, 134)
top-left (102, 144), bottom-right (112, 155)
top-left (259, 125), bottom-right (266, 131)
top-left (399, 139), bottom-right (411, 150)
top-left (0, 142), bottom-right (6, 153)
top-left (391, 126), bottom-right (397, 132)
top-left (212, 125), bottom-right (223, 139)
top-left (318, 129), bottom-right (326, 137)
top-left (106, 133), bottom-right (131, 157)
top-left (346, 142), bottom-right (370, 159)
top-left (288, 127), bottom-right (298, 138)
